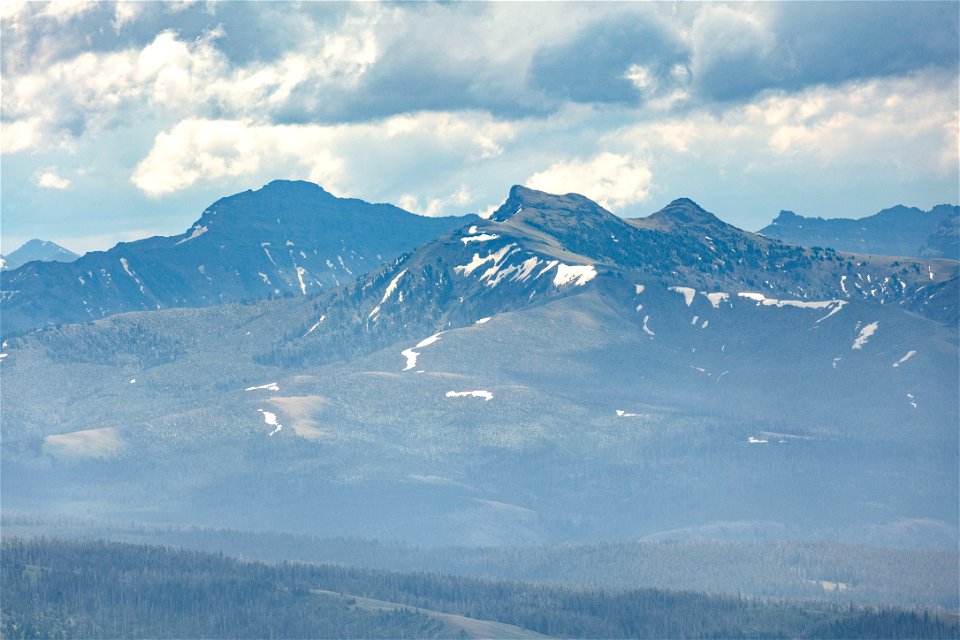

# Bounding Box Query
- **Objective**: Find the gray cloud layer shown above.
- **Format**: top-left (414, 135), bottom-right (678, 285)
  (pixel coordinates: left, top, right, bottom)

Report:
top-left (1, 1), bottom-right (957, 253)
top-left (5, 2), bottom-right (956, 124)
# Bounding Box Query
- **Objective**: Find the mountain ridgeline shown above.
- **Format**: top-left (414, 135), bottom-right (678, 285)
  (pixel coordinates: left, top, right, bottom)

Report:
top-left (760, 204), bottom-right (959, 260)
top-left (0, 181), bottom-right (475, 337)
top-left (1, 184), bottom-right (957, 563)
top-left (262, 186), bottom-right (957, 371)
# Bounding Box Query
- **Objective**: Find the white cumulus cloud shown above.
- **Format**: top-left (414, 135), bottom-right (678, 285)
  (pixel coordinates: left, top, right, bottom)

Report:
top-left (131, 112), bottom-right (516, 198)
top-left (112, 2), bottom-right (144, 33)
top-left (398, 184), bottom-right (475, 217)
top-left (526, 153), bottom-right (653, 211)
top-left (34, 169), bottom-right (71, 190)
top-left (617, 71), bottom-right (959, 178)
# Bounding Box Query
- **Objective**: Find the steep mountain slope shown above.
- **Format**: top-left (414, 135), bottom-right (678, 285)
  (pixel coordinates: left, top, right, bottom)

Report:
top-left (2, 187), bottom-right (956, 548)
top-left (0, 239), bottom-right (79, 270)
top-left (759, 204), bottom-right (959, 259)
top-left (0, 181), bottom-right (474, 337)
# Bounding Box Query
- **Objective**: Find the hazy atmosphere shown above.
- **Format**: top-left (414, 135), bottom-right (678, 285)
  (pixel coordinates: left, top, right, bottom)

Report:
top-left (2, 1), bottom-right (958, 253)
top-left (2, 3), bottom-right (958, 638)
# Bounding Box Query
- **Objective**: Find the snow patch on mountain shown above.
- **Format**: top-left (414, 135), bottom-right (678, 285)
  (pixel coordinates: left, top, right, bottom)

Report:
top-left (305, 315), bottom-right (326, 336)
top-left (455, 245), bottom-right (519, 285)
top-left (295, 267), bottom-right (307, 295)
top-left (258, 409), bottom-right (283, 436)
top-left (738, 292), bottom-right (840, 311)
top-left (401, 348), bottom-right (419, 371)
top-left (537, 260), bottom-right (559, 277)
top-left (119, 258), bottom-right (146, 294)
top-left (669, 286), bottom-right (696, 306)
top-left (815, 301), bottom-right (848, 323)
top-left (175, 225), bottom-right (208, 245)
top-left (369, 268), bottom-right (408, 320)
top-left (553, 264), bottom-right (597, 287)
top-left (417, 333), bottom-right (443, 348)
top-left (642, 315), bottom-right (655, 336)
top-left (513, 256), bottom-right (543, 282)
top-left (262, 245), bottom-right (278, 268)
top-left (400, 332), bottom-right (444, 371)
top-left (461, 233), bottom-right (500, 244)
top-left (246, 382), bottom-right (280, 392)
top-left (703, 292), bottom-right (729, 308)
top-left (893, 350), bottom-right (916, 368)
top-left (486, 254), bottom-right (542, 287)
top-left (852, 321), bottom-right (879, 350)
top-left (446, 390), bottom-right (493, 401)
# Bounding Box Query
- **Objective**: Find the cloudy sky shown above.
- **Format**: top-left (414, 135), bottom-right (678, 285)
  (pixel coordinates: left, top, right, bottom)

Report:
top-left (2, 1), bottom-right (958, 254)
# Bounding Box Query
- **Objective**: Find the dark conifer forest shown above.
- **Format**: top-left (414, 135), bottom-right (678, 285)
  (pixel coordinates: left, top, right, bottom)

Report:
top-left (2, 538), bottom-right (957, 639)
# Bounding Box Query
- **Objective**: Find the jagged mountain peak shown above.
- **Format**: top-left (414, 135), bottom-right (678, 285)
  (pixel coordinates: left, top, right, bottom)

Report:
top-left (771, 210), bottom-right (804, 223)
top-left (489, 185), bottom-right (613, 224)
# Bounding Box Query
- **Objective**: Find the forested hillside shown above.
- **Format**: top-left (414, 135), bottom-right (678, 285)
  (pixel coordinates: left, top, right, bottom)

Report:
top-left (2, 538), bottom-right (956, 639)
top-left (5, 515), bottom-right (956, 609)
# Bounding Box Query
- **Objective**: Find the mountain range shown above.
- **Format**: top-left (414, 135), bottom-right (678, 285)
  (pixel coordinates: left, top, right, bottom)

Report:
top-left (760, 204), bottom-right (959, 260)
top-left (0, 181), bottom-right (473, 337)
top-left (2, 183), bottom-right (956, 550)
top-left (0, 239), bottom-right (79, 271)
